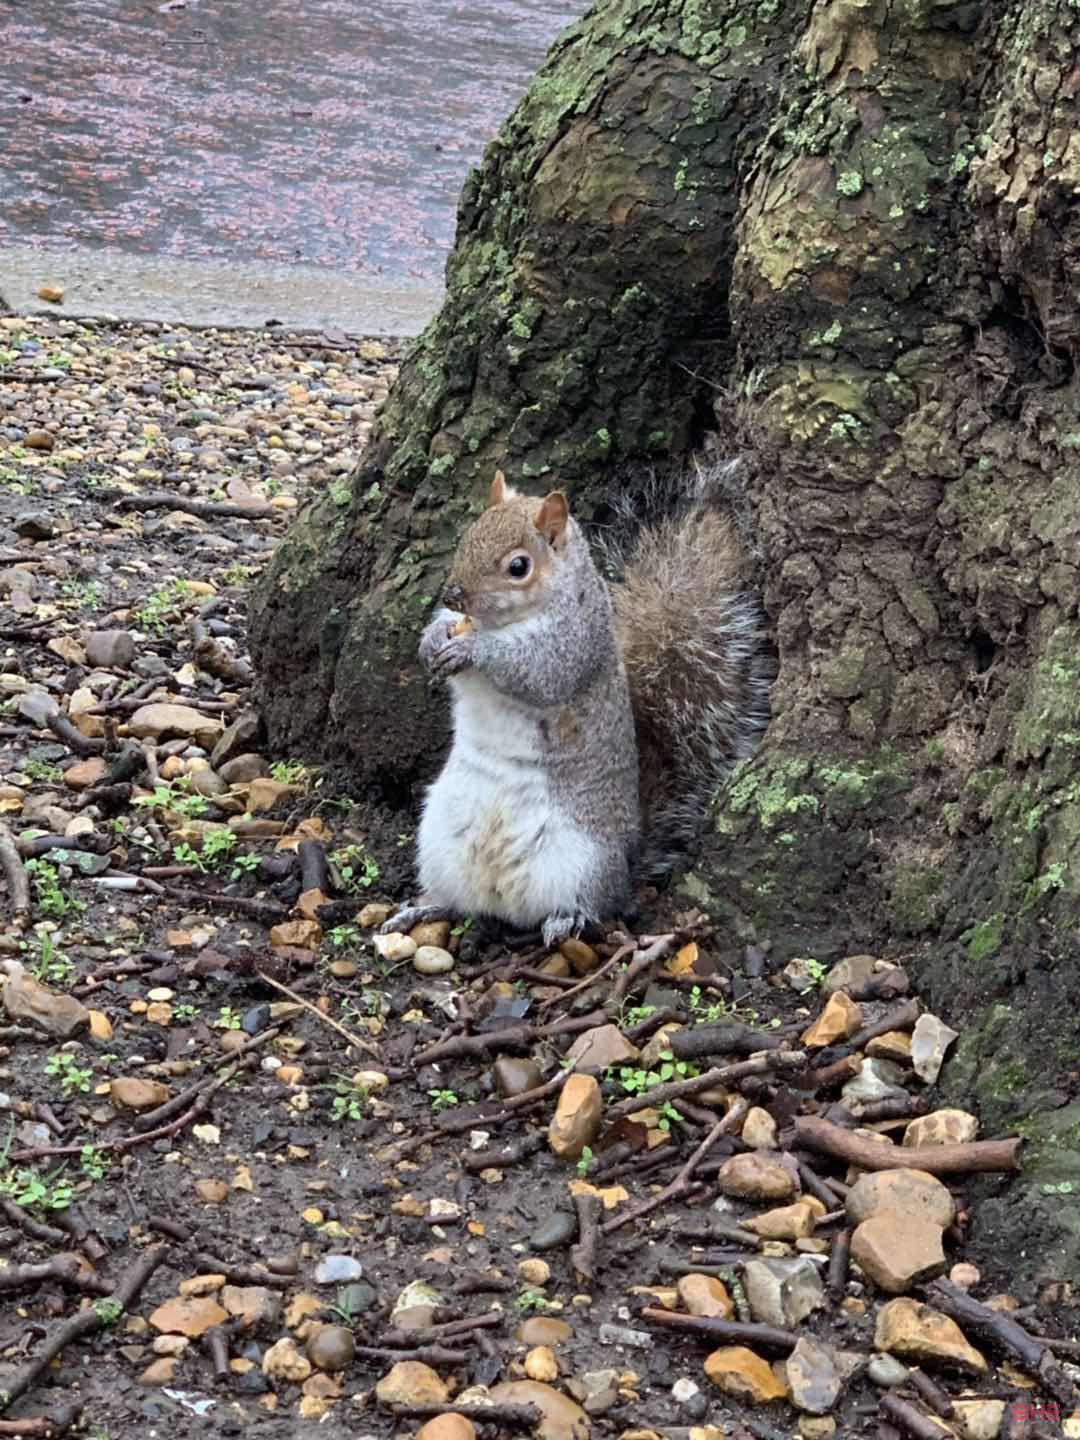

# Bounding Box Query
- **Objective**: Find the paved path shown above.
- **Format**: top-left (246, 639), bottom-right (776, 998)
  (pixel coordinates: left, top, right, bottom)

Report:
top-left (0, 0), bottom-right (581, 331)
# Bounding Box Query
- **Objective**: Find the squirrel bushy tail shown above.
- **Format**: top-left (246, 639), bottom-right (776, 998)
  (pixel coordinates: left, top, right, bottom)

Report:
top-left (607, 459), bottom-right (774, 880)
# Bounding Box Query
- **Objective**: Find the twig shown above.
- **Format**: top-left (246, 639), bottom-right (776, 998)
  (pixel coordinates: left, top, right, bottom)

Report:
top-left (106, 491), bottom-right (279, 520)
top-left (0, 1245), bottom-right (167, 1411)
top-left (609, 934), bottom-right (676, 1006)
top-left (539, 944), bottom-right (632, 1009)
top-left (0, 1199), bottom-right (66, 1246)
top-left (133, 1028), bottom-right (281, 1131)
top-left (879, 1393), bottom-right (952, 1438)
top-left (461, 1131), bottom-right (546, 1173)
top-left (793, 1117), bottom-right (1023, 1175)
top-left (602, 1097), bottom-right (749, 1235)
top-left (827, 1228), bottom-right (850, 1299)
top-left (0, 821), bottom-right (31, 931)
top-left (607, 1051), bottom-right (806, 1122)
top-left (254, 970), bottom-right (380, 1058)
top-left (0, 1402), bottom-right (83, 1437)
top-left (641, 1308), bottom-right (798, 1353)
top-left (44, 713), bottom-right (106, 758)
top-left (0, 1255), bottom-right (111, 1296)
top-left (571, 1190), bottom-right (601, 1282)
top-left (163, 886), bottom-right (287, 923)
top-left (923, 1279), bottom-right (1078, 1406)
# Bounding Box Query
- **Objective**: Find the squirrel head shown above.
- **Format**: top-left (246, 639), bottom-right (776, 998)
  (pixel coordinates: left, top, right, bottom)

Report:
top-left (442, 471), bottom-right (574, 627)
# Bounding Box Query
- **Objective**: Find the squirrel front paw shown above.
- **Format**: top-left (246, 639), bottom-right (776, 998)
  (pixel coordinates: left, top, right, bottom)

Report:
top-left (541, 912), bottom-right (588, 948)
top-left (419, 614), bottom-right (475, 677)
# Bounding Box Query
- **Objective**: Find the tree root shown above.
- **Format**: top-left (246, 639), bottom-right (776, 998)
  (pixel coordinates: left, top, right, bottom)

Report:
top-left (793, 1117), bottom-right (1023, 1174)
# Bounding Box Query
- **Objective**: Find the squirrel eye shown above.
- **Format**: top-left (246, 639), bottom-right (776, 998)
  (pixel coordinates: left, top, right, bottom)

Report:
top-left (506, 553), bottom-right (531, 581)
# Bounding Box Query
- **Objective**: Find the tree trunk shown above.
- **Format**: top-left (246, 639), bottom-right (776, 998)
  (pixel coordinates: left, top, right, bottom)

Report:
top-left (250, 0), bottom-right (1080, 1289)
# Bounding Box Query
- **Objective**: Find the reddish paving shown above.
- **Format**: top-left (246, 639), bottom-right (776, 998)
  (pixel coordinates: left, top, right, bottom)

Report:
top-left (0, 0), bottom-right (580, 283)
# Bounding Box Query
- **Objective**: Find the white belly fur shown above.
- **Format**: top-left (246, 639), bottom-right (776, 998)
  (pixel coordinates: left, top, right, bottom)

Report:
top-left (417, 672), bottom-right (599, 925)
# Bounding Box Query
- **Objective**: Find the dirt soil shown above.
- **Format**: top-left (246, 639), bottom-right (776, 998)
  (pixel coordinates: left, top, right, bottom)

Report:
top-left (0, 312), bottom-right (1075, 1440)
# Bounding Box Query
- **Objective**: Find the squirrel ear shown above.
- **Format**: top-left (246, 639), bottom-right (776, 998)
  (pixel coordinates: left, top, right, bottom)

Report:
top-left (489, 469), bottom-right (516, 507)
top-left (534, 491), bottom-right (569, 548)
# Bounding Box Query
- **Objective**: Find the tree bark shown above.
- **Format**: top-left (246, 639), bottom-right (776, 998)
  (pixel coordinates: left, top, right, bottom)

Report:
top-left (250, 0), bottom-right (1080, 1293)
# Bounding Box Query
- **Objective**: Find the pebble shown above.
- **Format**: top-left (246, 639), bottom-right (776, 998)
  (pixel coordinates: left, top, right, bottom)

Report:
top-left (218, 753), bottom-right (270, 784)
top-left (782, 1336), bottom-right (842, 1414)
top-left (801, 990), bottom-right (862, 1046)
top-left (904, 1107), bottom-right (979, 1147)
top-left (412, 944), bottom-right (455, 975)
top-left (529, 1210), bottom-right (578, 1251)
top-left (845, 1168), bottom-right (956, 1228)
top-left (704, 1345), bottom-right (788, 1403)
top-left (867, 1353), bottom-right (910, 1387)
top-left (911, 1012), bottom-right (959, 1083)
top-left (493, 1056), bottom-right (542, 1098)
top-left (306, 1324), bottom-right (355, 1372)
top-left (548, 1073), bottom-right (602, 1160)
top-left (374, 1360), bottom-right (449, 1405)
top-left (149, 1295), bottom-right (229, 1338)
top-left (677, 1273), bottom-right (734, 1319)
top-left (874, 1297), bottom-right (987, 1374)
top-left (715, 1152), bottom-right (798, 1202)
top-left (517, 1316), bottom-right (573, 1347)
top-left (822, 954), bottom-right (880, 992)
top-left (416, 1419), bottom-right (477, 1440)
top-left (851, 1213), bottom-right (946, 1292)
top-left (110, 1077), bottom-right (172, 1111)
top-left (314, 1254), bottom-right (362, 1284)
top-left (262, 1336), bottom-right (312, 1382)
top-left (563, 1023), bottom-right (640, 1072)
top-left (85, 630), bottom-right (136, 668)
top-left (741, 1105), bottom-right (778, 1149)
top-left (1, 961), bottom-right (91, 1038)
top-left (743, 1257), bottom-right (826, 1329)
top-left (374, 932), bottom-right (417, 961)
top-left (488, 1381), bottom-right (588, 1437)
top-left (524, 1345), bottom-right (559, 1381)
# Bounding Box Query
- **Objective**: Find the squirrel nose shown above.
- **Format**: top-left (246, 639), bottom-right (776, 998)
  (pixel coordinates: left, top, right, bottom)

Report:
top-left (442, 581), bottom-right (466, 611)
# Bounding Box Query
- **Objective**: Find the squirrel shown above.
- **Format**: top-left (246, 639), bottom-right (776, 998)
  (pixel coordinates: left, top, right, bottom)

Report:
top-left (383, 461), bottom-right (773, 947)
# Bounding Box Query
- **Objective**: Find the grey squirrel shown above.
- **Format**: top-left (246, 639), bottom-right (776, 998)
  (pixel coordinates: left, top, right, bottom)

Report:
top-left (383, 461), bottom-right (772, 946)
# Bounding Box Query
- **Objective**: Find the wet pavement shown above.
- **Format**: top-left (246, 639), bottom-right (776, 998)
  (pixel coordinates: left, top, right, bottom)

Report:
top-left (0, 0), bottom-right (581, 328)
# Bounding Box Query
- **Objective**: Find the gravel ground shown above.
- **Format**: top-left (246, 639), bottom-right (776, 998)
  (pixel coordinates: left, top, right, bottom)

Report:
top-left (0, 312), bottom-right (1073, 1440)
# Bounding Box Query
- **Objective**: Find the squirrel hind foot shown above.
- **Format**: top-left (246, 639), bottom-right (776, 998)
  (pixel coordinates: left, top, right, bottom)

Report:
top-left (379, 902), bottom-right (454, 935)
top-left (540, 911), bottom-right (590, 949)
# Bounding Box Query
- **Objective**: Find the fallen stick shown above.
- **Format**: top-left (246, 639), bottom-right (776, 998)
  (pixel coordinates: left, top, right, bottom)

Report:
top-left (0, 1402), bottom-right (83, 1437)
top-left (163, 886), bottom-right (287, 923)
top-left (793, 1117), bottom-right (1023, 1175)
top-left (879, 1394), bottom-right (951, 1439)
top-left (108, 491), bottom-right (279, 520)
top-left (607, 1051), bottom-right (806, 1122)
top-left (413, 1010), bottom-right (607, 1066)
top-left (602, 1097), bottom-right (749, 1236)
top-left (538, 944), bottom-right (632, 1009)
top-left (255, 970), bottom-right (380, 1058)
top-left (0, 1199), bottom-right (67, 1246)
top-left (571, 1189), bottom-right (601, 1282)
top-left (641, 1307), bottom-right (798, 1353)
top-left (0, 1255), bottom-right (111, 1296)
top-left (0, 1244), bottom-right (167, 1411)
top-left (846, 997), bottom-right (922, 1050)
top-left (461, 1131), bottom-right (546, 1173)
top-left (923, 1279), bottom-right (1078, 1406)
top-left (44, 713), bottom-right (105, 758)
top-left (0, 822), bottom-right (31, 932)
top-left (609, 934), bottom-right (676, 1006)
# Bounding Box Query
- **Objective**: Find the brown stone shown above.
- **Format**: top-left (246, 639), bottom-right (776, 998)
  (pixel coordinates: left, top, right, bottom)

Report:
top-left (715, 1153), bottom-right (798, 1202)
top-left (783, 1336), bottom-right (842, 1414)
top-left (25, 430), bottom-right (56, 451)
top-left (306, 1324), bottom-right (355, 1372)
top-left (297, 887), bottom-right (330, 921)
top-left (823, 954), bottom-right (880, 993)
top-left (874, 1298), bottom-right (988, 1374)
top-left (489, 1380), bottom-right (589, 1439)
top-left (410, 920), bottom-right (452, 948)
top-left (128, 703), bottom-right (223, 748)
top-left (563, 1023), bottom-right (640, 1072)
top-left (845, 1169), bottom-right (956, 1229)
top-left (63, 757), bottom-right (107, 790)
top-left (802, 991), bottom-right (862, 1047)
top-left (220, 1284), bottom-right (282, 1330)
top-left (851, 1215), bottom-right (946, 1293)
top-left (245, 777), bottom-right (300, 812)
top-left (416, 1418), bottom-right (478, 1440)
top-left (745, 1198), bottom-right (825, 1240)
top-left (560, 938), bottom-right (600, 974)
top-left (149, 1295), bottom-right (229, 1338)
top-left (1, 964), bottom-right (90, 1038)
top-left (138, 1356), bottom-right (179, 1386)
top-left (218, 753), bottom-right (270, 784)
top-left (865, 1031), bottom-right (913, 1064)
top-left (88, 1009), bottom-right (113, 1040)
top-left (270, 918), bottom-right (322, 949)
top-left (903, 1109), bottom-right (979, 1148)
top-left (548, 1074), bottom-right (602, 1160)
top-left (194, 1178), bottom-right (230, 1204)
top-left (262, 1335), bottom-right (313, 1382)
top-left (704, 1345), bottom-right (788, 1403)
top-left (742, 1106), bottom-right (779, 1150)
top-left (110, 1077), bottom-right (172, 1111)
top-left (525, 1345), bottom-right (559, 1381)
top-left (517, 1316), bottom-right (573, 1346)
top-left (374, 1360), bottom-right (449, 1405)
top-left (677, 1273), bottom-right (735, 1319)
top-left (493, 1056), bottom-right (543, 1098)
top-left (178, 1274), bottom-right (226, 1297)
